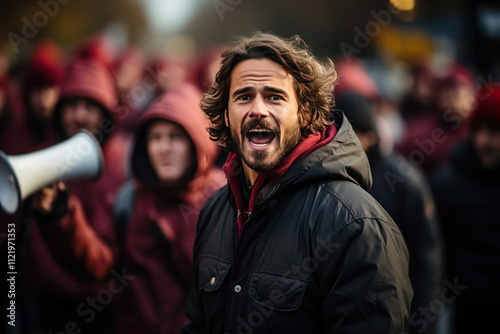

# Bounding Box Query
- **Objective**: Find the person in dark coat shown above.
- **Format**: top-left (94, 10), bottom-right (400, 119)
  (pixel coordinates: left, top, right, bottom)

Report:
top-left (181, 32), bottom-right (412, 334)
top-left (336, 91), bottom-right (444, 334)
top-left (432, 86), bottom-right (500, 334)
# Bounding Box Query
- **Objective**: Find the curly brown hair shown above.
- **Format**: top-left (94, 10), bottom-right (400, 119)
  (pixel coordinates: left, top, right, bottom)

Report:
top-left (201, 32), bottom-right (338, 152)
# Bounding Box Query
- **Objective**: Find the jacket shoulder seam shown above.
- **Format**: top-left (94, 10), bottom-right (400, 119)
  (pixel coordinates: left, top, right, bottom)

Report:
top-left (318, 182), bottom-right (358, 221)
top-left (318, 183), bottom-right (401, 237)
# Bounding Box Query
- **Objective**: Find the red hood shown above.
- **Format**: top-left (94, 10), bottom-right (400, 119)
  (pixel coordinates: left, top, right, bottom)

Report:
top-left (470, 86), bottom-right (500, 129)
top-left (23, 41), bottom-right (65, 94)
top-left (58, 58), bottom-right (117, 118)
top-left (223, 123), bottom-right (337, 235)
top-left (131, 84), bottom-right (219, 191)
top-left (53, 58), bottom-right (118, 142)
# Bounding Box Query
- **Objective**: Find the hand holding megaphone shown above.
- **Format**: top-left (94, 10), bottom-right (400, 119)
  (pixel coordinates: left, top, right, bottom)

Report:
top-left (32, 181), bottom-right (66, 214)
top-left (0, 130), bottom-right (103, 215)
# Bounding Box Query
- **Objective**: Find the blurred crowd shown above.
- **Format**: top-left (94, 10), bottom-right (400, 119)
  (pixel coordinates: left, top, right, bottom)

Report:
top-left (0, 34), bottom-right (499, 334)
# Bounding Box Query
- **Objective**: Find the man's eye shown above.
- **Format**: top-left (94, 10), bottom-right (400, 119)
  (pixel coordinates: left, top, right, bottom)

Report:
top-left (269, 95), bottom-right (283, 101)
top-left (237, 95), bottom-right (251, 101)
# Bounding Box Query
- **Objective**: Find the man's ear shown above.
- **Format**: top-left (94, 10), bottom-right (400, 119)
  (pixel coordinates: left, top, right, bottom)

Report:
top-left (224, 109), bottom-right (229, 127)
top-left (298, 107), bottom-right (310, 130)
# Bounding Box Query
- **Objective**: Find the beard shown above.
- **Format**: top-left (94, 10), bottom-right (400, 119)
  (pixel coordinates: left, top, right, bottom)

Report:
top-left (229, 118), bottom-right (302, 172)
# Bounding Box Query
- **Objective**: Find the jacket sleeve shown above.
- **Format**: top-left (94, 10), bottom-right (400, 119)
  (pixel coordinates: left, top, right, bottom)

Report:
top-left (320, 218), bottom-right (413, 334)
top-left (33, 193), bottom-right (116, 281)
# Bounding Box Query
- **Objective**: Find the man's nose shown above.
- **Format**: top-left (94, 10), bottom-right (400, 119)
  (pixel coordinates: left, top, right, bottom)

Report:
top-left (248, 95), bottom-right (269, 119)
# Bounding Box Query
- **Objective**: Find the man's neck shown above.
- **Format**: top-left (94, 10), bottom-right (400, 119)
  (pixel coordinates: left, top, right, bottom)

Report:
top-left (242, 160), bottom-right (260, 188)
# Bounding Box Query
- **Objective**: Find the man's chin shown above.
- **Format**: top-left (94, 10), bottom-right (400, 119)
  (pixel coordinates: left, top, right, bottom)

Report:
top-left (243, 160), bottom-right (275, 173)
top-left (241, 149), bottom-right (280, 173)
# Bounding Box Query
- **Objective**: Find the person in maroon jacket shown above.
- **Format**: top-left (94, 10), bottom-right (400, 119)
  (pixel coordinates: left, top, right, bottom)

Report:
top-left (113, 83), bottom-right (226, 333)
top-left (0, 41), bottom-right (65, 156)
top-left (30, 84), bottom-right (225, 333)
top-left (21, 41), bottom-right (65, 150)
top-left (25, 54), bottom-right (131, 333)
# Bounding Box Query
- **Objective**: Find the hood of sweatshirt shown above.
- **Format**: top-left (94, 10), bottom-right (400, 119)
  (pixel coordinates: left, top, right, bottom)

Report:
top-left (131, 84), bottom-right (219, 197)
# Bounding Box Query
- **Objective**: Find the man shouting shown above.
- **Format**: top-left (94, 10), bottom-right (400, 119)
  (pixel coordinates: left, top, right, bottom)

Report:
top-left (182, 33), bottom-right (412, 334)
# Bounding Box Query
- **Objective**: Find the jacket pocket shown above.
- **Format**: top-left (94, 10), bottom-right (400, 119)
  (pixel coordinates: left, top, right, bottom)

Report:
top-left (249, 272), bottom-right (307, 311)
top-left (198, 255), bottom-right (232, 292)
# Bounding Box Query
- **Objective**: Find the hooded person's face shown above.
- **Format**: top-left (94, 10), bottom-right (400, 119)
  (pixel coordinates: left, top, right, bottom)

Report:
top-left (436, 83), bottom-right (475, 119)
top-left (354, 130), bottom-right (378, 152)
top-left (29, 85), bottom-right (60, 119)
top-left (472, 124), bottom-right (500, 170)
top-left (115, 62), bottom-right (143, 94)
top-left (226, 59), bottom-right (301, 176)
top-left (60, 98), bottom-right (104, 137)
top-left (147, 120), bottom-right (195, 185)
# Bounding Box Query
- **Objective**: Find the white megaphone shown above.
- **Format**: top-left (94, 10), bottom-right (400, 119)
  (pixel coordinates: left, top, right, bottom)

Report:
top-left (0, 130), bottom-right (103, 215)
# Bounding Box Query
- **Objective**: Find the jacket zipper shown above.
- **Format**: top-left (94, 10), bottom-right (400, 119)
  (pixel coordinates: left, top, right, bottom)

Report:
top-left (240, 211), bottom-right (252, 234)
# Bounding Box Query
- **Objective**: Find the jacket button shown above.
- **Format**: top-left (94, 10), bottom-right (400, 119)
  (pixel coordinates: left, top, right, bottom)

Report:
top-left (234, 285), bottom-right (242, 293)
top-left (210, 277), bottom-right (216, 286)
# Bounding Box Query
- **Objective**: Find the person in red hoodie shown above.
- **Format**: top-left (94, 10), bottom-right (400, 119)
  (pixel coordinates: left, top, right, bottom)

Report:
top-left (0, 41), bottom-right (65, 156)
top-left (24, 54), bottom-right (130, 333)
top-left (29, 84), bottom-right (225, 333)
top-left (112, 83), bottom-right (226, 333)
top-left (21, 41), bottom-right (65, 151)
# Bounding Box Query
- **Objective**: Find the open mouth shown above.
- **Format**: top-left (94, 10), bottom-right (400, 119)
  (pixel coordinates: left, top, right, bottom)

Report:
top-left (246, 128), bottom-right (276, 147)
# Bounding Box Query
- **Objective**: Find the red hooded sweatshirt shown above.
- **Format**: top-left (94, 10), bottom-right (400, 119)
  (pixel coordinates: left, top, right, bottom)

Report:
top-left (26, 58), bottom-right (131, 306)
top-left (112, 84), bottom-right (226, 334)
top-left (0, 42), bottom-right (64, 155)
